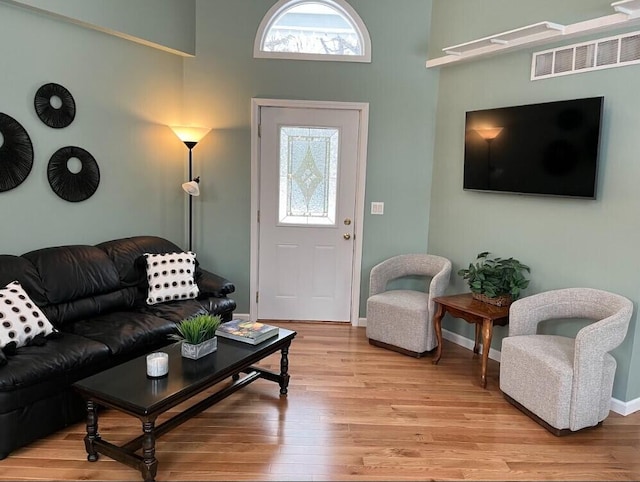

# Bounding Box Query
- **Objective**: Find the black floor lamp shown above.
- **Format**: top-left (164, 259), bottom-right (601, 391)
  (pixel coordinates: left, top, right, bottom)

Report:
top-left (170, 126), bottom-right (211, 252)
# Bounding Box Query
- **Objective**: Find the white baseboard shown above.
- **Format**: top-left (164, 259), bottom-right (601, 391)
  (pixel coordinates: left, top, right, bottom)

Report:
top-left (238, 314), bottom-right (364, 326)
top-left (442, 328), bottom-right (502, 362)
top-left (610, 396), bottom-right (640, 416)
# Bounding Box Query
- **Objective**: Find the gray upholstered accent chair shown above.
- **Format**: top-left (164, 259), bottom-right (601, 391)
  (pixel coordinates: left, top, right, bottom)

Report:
top-left (366, 254), bottom-right (452, 357)
top-left (500, 288), bottom-right (633, 435)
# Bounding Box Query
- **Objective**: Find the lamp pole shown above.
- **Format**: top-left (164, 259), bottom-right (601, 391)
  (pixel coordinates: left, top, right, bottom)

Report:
top-left (474, 128), bottom-right (503, 191)
top-left (184, 141), bottom-right (197, 252)
top-left (485, 138), bottom-right (494, 189)
top-left (170, 125), bottom-right (210, 253)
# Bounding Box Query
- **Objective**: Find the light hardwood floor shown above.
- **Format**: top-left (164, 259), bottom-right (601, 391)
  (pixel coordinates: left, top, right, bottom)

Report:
top-left (2, 321), bottom-right (640, 481)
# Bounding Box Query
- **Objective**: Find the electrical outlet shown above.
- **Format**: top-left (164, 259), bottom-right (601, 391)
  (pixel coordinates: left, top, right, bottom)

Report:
top-left (371, 202), bottom-right (384, 215)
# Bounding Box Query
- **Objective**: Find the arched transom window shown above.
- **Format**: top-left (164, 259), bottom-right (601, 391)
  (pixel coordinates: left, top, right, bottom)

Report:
top-left (254, 0), bottom-right (371, 62)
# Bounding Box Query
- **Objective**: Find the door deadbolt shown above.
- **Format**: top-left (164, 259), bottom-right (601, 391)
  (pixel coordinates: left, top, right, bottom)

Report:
top-left (344, 218), bottom-right (352, 225)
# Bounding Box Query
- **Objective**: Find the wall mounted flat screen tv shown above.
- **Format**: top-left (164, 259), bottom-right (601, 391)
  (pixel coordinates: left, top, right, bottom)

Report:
top-left (463, 96), bottom-right (604, 199)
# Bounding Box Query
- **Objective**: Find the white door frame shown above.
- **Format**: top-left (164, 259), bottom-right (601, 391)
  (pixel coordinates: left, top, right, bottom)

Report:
top-left (250, 98), bottom-right (369, 326)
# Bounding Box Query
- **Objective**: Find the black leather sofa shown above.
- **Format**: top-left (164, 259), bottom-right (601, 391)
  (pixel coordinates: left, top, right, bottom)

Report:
top-left (0, 235), bottom-right (236, 459)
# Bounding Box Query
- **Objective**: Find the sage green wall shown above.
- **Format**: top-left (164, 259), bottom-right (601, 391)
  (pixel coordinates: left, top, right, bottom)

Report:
top-left (3, 0), bottom-right (195, 55)
top-left (182, 0), bottom-right (439, 314)
top-left (0, 3), bottom-right (186, 254)
top-left (428, 0), bottom-right (640, 401)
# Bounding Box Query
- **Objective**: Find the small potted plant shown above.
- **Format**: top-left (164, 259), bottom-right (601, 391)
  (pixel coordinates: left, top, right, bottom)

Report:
top-left (170, 313), bottom-right (222, 359)
top-left (457, 251), bottom-right (530, 306)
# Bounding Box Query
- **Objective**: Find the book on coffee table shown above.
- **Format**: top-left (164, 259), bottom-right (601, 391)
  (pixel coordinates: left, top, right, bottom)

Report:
top-left (215, 319), bottom-right (279, 345)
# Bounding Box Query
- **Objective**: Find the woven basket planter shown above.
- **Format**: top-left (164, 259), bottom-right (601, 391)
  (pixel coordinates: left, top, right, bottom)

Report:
top-left (472, 292), bottom-right (513, 307)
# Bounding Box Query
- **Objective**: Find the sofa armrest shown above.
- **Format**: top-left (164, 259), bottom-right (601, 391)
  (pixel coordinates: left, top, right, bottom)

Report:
top-left (196, 268), bottom-right (235, 297)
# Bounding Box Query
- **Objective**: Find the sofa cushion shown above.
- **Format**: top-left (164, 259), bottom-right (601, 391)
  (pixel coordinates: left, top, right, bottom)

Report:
top-left (22, 245), bottom-right (135, 326)
top-left (43, 287), bottom-right (138, 328)
top-left (22, 245), bottom-right (121, 304)
top-left (201, 297), bottom-right (237, 321)
top-left (63, 311), bottom-right (177, 356)
top-left (139, 298), bottom-right (211, 324)
top-left (0, 281), bottom-right (56, 350)
top-left (0, 332), bottom-right (110, 413)
top-left (0, 255), bottom-right (47, 306)
top-left (97, 236), bottom-right (184, 287)
top-left (144, 252), bottom-right (199, 305)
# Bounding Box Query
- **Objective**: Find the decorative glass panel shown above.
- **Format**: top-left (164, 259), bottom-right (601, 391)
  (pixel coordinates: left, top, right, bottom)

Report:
top-left (264, 3), bottom-right (362, 56)
top-left (278, 126), bottom-right (339, 226)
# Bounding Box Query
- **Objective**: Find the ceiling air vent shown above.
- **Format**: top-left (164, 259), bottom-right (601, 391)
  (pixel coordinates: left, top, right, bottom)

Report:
top-left (531, 30), bottom-right (640, 80)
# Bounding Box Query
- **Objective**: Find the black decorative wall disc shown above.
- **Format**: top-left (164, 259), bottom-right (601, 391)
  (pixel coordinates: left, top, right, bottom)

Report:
top-left (47, 146), bottom-right (100, 202)
top-left (34, 83), bottom-right (76, 128)
top-left (0, 112), bottom-right (34, 192)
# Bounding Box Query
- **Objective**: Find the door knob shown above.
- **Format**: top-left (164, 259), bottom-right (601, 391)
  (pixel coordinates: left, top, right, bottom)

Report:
top-left (343, 234), bottom-right (351, 240)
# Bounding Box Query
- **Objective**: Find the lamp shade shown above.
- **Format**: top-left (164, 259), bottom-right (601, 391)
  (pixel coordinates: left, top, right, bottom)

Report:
top-left (475, 127), bottom-right (503, 141)
top-left (170, 125), bottom-right (211, 144)
top-left (182, 178), bottom-right (200, 196)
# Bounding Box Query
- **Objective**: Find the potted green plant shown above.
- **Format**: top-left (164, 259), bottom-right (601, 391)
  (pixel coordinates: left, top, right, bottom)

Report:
top-left (457, 251), bottom-right (530, 306)
top-left (170, 313), bottom-right (222, 359)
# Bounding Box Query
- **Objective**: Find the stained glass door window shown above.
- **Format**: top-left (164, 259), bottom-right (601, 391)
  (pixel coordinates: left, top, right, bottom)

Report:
top-left (278, 126), bottom-right (339, 225)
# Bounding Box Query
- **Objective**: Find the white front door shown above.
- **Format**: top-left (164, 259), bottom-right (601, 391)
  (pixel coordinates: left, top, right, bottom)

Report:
top-left (257, 106), bottom-right (361, 322)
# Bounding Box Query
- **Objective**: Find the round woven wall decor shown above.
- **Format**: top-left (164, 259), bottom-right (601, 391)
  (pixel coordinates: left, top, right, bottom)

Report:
top-left (34, 83), bottom-right (76, 128)
top-left (47, 146), bottom-right (100, 202)
top-left (0, 112), bottom-right (34, 192)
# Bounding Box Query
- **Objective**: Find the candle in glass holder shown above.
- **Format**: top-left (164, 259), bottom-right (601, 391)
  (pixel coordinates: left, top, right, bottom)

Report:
top-left (146, 352), bottom-right (169, 378)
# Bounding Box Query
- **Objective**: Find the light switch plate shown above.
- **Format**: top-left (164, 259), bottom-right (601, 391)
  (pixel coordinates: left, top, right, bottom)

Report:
top-left (371, 202), bottom-right (384, 215)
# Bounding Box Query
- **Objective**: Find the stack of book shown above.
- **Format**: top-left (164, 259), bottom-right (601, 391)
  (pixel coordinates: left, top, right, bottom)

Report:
top-left (215, 319), bottom-right (279, 345)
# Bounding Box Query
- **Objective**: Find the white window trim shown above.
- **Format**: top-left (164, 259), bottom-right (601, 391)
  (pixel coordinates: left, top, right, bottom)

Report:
top-left (254, 0), bottom-right (372, 63)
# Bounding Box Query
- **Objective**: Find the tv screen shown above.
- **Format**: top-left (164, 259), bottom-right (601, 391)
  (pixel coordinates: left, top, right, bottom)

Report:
top-left (463, 97), bottom-right (603, 199)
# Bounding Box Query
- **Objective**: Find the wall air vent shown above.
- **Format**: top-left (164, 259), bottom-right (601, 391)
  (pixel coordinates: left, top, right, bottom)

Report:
top-left (531, 30), bottom-right (640, 80)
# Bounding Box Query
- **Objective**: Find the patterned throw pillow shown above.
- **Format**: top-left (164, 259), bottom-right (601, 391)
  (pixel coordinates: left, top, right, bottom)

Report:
top-left (0, 281), bottom-right (56, 350)
top-left (144, 251), bottom-right (199, 305)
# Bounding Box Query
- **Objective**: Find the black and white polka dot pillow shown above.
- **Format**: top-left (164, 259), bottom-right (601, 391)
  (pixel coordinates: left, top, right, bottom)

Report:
top-left (0, 280), bottom-right (56, 350)
top-left (144, 251), bottom-right (200, 305)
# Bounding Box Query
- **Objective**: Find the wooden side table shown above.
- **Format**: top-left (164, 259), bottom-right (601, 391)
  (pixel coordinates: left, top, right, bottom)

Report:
top-left (432, 293), bottom-right (509, 388)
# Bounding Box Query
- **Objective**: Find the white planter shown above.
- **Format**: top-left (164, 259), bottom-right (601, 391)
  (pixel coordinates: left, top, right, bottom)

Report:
top-left (181, 337), bottom-right (217, 360)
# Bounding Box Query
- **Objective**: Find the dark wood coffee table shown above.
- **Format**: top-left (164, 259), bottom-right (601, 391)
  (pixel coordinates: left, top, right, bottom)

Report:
top-left (73, 328), bottom-right (296, 482)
